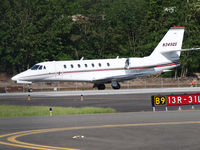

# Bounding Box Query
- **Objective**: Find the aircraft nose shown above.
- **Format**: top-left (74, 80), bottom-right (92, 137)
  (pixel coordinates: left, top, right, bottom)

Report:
top-left (11, 75), bottom-right (19, 81)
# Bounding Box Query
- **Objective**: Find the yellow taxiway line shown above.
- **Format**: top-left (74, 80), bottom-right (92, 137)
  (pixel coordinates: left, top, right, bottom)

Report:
top-left (1, 121), bottom-right (200, 150)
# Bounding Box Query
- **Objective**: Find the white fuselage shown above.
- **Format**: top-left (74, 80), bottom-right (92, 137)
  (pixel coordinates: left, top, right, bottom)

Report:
top-left (12, 56), bottom-right (179, 83)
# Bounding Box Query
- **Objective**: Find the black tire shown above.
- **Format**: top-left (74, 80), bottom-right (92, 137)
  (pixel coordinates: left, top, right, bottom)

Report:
top-left (111, 83), bottom-right (120, 90)
top-left (97, 84), bottom-right (106, 90)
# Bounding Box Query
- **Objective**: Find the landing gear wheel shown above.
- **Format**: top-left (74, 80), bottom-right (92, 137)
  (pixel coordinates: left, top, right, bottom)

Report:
top-left (93, 84), bottom-right (106, 90)
top-left (111, 81), bottom-right (121, 90)
top-left (98, 84), bottom-right (105, 90)
top-left (28, 88), bottom-right (32, 92)
top-left (28, 84), bottom-right (32, 92)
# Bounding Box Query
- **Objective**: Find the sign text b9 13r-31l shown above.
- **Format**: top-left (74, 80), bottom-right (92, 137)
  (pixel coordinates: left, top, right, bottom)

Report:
top-left (152, 94), bottom-right (200, 106)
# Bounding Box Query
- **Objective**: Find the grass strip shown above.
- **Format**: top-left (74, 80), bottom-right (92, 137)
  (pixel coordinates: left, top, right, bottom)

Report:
top-left (0, 105), bottom-right (116, 118)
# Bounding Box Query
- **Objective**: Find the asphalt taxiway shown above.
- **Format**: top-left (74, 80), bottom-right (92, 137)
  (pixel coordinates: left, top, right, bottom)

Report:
top-left (1, 111), bottom-right (200, 150)
top-left (1, 88), bottom-right (200, 150)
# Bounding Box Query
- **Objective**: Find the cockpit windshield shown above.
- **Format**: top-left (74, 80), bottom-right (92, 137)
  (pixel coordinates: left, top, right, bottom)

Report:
top-left (31, 65), bottom-right (40, 70)
top-left (38, 65), bottom-right (43, 70)
top-left (31, 65), bottom-right (46, 70)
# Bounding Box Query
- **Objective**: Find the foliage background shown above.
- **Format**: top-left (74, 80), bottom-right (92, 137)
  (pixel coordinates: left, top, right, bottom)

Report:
top-left (0, 0), bottom-right (200, 77)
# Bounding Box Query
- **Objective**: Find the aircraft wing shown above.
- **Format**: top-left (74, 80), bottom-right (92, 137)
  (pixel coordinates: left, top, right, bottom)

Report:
top-left (92, 72), bottom-right (153, 84)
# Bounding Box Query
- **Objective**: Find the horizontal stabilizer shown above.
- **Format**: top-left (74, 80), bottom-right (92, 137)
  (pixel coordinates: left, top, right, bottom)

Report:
top-left (161, 48), bottom-right (200, 54)
top-left (162, 70), bottom-right (172, 72)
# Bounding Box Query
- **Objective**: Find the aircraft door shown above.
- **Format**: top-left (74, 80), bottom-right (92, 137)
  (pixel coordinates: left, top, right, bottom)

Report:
top-left (125, 58), bottom-right (130, 69)
top-left (54, 62), bottom-right (63, 79)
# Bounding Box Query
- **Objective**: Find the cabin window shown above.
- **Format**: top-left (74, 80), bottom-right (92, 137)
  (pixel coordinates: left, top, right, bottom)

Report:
top-left (107, 63), bottom-right (110, 67)
top-left (71, 64), bottom-right (74, 68)
top-left (85, 64), bottom-right (88, 67)
top-left (31, 65), bottom-right (40, 70)
top-left (78, 64), bottom-right (81, 68)
top-left (98, 63), bottom-right (101, 67)
top-left (64, 65), bottom-right (66, 69)
top-left (92, 63), bottom-right (95, 67)
top-left (44, 66), bottom-right (46, 69)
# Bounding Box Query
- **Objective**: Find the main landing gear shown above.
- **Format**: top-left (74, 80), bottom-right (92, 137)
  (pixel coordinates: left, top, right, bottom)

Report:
top-left (111, 81), bottom-right (121, 90)
top-left (93, 81), bottom-right (121, 90)
top-left (93, 83), bottom-right (106, 90)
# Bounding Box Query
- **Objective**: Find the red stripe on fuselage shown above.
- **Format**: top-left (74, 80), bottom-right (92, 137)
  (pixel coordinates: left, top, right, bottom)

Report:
top-left (21, 62), bottom-right (180, 79)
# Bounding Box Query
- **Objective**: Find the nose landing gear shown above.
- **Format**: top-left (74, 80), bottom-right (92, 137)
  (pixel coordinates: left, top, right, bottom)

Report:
top-left (28, 84), bottom-right (32, 92)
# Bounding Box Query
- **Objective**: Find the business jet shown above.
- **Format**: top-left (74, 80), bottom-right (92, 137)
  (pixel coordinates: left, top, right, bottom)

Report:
top-left (12, 26), bottom-right (200, 90)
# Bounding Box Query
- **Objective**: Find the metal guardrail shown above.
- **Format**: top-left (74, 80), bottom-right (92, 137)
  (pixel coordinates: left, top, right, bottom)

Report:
top-left (0, 77), bottom-right (199, 92)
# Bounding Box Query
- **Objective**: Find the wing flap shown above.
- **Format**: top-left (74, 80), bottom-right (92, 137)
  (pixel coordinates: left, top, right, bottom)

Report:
top-left (92, 72), bottom-right (150, 83)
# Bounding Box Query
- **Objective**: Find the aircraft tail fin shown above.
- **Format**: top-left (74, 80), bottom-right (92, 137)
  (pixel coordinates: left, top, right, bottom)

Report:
top-left (150, 26), bottom-right (185, 61)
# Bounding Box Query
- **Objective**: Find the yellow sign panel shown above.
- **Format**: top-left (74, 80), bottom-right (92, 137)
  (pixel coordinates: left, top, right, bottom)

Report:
top-left (153, 96), bottom-right (167, 106)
